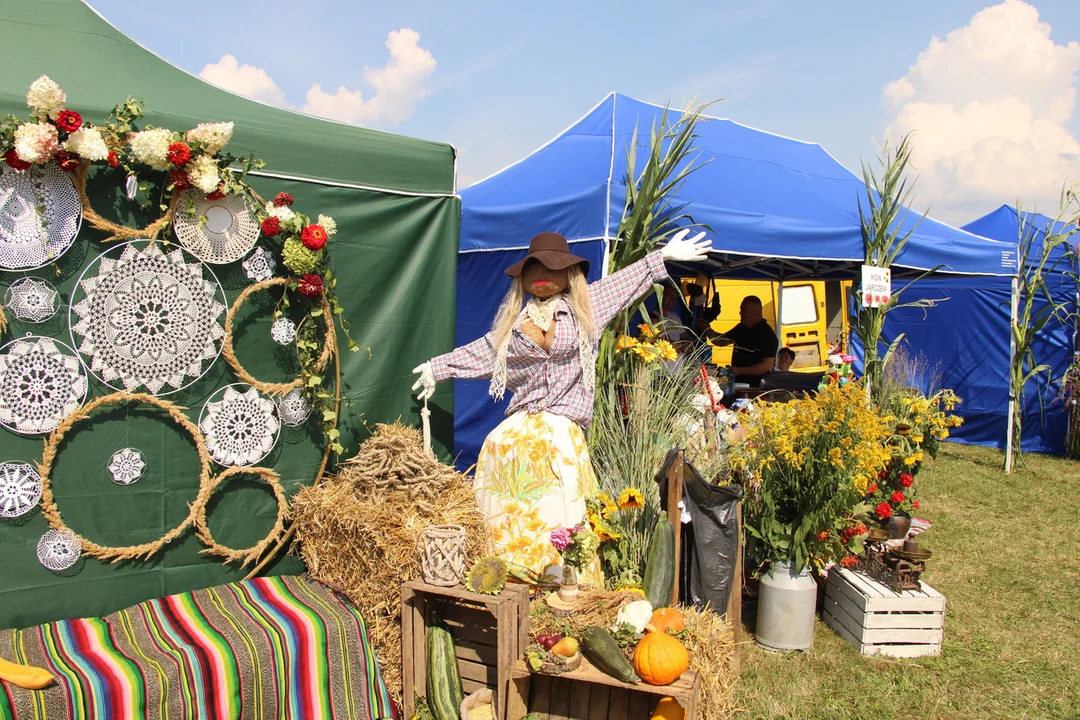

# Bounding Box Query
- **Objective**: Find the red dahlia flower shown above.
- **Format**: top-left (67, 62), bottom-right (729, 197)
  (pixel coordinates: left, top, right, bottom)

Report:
top-left (899, 473), bottom-right (914, 488)
top-left (301, 223), bottom-right (328, 250)
top-left (169, 170), bottom-right (190, 191)
top-left (55, 110), bottom-right (82, 133)
top-left (876, 502), bottom-right (893, 520)
top-left (56, 150), bottom-right (79, 172)
top-left (260, 216), bottom-right (281, 238)
top-left (298, 274), bottom-right (324, 297)
top-left (107, 150), bottom-right (119, 168)
top-left (913, 501), bottom-right (920, 509)
top-left (273, 191), bottom-right (294, 207)
top-left (890, 491), bottom-right (905, 503)
top-left (4, 149), bottom-right (31, 171)
top-left (878, 470), bottom-right (887, 480)
top-left (866, 483), bottom-right (878, 495)
top-left (205, 185), bottom-right (226, 201)
top-left (167, 142), bottom-right (192, 166)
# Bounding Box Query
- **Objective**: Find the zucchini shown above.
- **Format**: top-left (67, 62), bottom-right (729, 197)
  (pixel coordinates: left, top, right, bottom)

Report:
top-left (580, 626), bottom-right (639, 683)
top-left (643, 516), bottom-right (676, 609)
top-left (426, 613), bottom-right (464, 720)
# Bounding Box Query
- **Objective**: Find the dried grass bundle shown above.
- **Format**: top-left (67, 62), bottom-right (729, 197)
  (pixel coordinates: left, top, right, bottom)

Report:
top-left (291, 422), bottom-right (490, 702)
top-left (682, 606), bottom-right (737, 719)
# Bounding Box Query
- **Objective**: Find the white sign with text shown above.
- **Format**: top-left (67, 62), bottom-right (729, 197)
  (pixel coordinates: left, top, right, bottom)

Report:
top-left (861, 265), bottom-right (891, 308)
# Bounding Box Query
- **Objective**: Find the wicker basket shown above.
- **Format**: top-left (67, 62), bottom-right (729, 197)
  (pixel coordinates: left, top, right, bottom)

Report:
top-left (421, 524), bottom-right (467, 587)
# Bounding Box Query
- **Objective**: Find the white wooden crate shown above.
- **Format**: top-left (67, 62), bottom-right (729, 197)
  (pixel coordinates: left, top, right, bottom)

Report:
top-left (823, 567), bottom-right (945, 658)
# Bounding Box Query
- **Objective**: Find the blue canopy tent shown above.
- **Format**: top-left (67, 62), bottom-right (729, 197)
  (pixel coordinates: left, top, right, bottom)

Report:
top-left (879, 206), bottom-right (1077, 456)
top-left (454, 93), bottom-right (1017, 469)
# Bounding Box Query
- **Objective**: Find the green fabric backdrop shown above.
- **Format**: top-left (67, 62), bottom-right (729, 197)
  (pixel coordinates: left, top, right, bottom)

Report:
top-left (0, 0), bottom-right (460, 630)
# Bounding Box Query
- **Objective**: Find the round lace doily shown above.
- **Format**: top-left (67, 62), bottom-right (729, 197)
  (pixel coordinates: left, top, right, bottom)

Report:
top-left (0, 163), bottom-right (82, 271)
top-left (173, 189), bottom-right (260, 265)
top-left (276, 388), bottom-right (312, 427)
top-left (199, 384), bottom-right (280, 467)
top-left (4, 277), bottom-right (60, 323)
top-left (69, 241), bottom-right (226, 395)
top-left (108, 448), bottom-right (146, 485)
top-left (242, 247), bottom-right (276, 282)
top-left (270, 317), bottom-right (296, 345)
top-left (0, 335), bottom-right (88, 435)
top-left (37, 528), bottom-right (82, 571)
top-left (0, 461), bottom-right (42, 518)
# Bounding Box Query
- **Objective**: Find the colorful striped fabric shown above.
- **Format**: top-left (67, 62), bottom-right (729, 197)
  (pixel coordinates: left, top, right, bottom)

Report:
top-left (0, 575), bottom-right (395, 720)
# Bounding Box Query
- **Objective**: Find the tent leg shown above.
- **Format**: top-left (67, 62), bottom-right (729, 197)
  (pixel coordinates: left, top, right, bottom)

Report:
top-left (1006, 276), bottom-right (1019, 473)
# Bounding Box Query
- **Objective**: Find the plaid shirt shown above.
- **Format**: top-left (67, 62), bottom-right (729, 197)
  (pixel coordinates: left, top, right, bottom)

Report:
top-left (432, 251), bottom-right (669, 427)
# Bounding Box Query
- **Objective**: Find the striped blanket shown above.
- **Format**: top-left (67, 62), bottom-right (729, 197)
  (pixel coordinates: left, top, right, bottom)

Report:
top-left (0, 575), bottom-right (394, 720)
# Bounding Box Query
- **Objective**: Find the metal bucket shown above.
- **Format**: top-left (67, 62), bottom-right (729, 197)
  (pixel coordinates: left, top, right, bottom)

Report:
top-left (755, 559), bottom-right (817, 651)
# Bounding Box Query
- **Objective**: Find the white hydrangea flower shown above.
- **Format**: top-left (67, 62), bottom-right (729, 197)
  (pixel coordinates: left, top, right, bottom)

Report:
top-left (185, 121), bottom-right (234, 156)
top-left (265, 201), bottom-right (295, 222)
top-left (63, 127), bottom-right (110, 161)
top-left (187, 154), bottom-right (221, 193)
top-left (317, 214), bottom-right (337, 236)
top-left (26, 75), bottom-right (66, 120)
top-left (13, 122), bottom-right (59, 164)
top-left (129, 128), bottom-right (173, 170)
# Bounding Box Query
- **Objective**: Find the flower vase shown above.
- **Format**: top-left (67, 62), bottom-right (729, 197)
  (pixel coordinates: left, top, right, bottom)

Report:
top-left (882, 514), bottom-right (912, 540)
top-left (558, 566), bottom-right (579, 602)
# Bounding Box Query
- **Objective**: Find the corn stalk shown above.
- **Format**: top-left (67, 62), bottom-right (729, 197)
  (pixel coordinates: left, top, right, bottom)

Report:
top-left (594, 100), bottom-right (713, 389)
top-left (852, 135), bottom-right (942, 402)
top-left (1007, 187), bottom-right (1080, 471)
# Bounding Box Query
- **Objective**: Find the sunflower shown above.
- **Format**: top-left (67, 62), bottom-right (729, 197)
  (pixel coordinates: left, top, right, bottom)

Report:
top-left (617, 487), bottom-right (645, 510)
top-left (655, 339), bottom-right (678, 361)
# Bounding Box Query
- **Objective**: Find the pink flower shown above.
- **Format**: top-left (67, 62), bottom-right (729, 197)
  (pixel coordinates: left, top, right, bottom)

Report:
top-left (840, 354), bottom-right (856, 364)
top-left (550, 527), bottom-right (572, 552)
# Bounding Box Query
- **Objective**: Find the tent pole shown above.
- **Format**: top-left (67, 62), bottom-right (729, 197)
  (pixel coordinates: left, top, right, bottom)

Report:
top-left (775, 271), bottom-right (785, 359)
top-left (1006, 275), bottom-right (1019, 473)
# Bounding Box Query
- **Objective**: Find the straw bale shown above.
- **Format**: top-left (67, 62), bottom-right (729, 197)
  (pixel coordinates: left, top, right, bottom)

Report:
top-left (291, 422), bottom-right (490, 703)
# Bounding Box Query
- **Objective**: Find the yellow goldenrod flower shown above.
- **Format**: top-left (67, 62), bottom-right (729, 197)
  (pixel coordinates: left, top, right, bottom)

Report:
top-left (618, 488), bottom-right (645, 510)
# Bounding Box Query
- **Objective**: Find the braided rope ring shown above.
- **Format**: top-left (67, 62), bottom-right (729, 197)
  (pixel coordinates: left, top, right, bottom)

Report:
top-left (36, 392), bottom-right (213, 562)
top-left (193, 466), bottom-right (288, 567)
top-left (222, 277), bottom-right (335, 396)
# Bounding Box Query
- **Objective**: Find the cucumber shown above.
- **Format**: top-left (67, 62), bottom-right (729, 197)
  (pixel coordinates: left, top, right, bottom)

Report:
top-left (643, 516), bottom-right (676, 609)
top-left (426, 613), bottom-right (464, 720)
top-left (580, 626), bottom-right (639, 684)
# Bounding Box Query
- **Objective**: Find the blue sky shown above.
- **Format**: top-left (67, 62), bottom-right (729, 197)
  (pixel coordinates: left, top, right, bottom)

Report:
top-left (91, 0), bottom-right (1080, 222)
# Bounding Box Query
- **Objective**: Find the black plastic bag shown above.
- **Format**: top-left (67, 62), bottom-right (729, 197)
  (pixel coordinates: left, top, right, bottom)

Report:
top-left (655, 449), bottom-right (742, 612)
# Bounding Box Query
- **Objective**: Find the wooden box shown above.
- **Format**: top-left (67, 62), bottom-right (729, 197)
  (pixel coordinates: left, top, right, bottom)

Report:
top-left (401, 580), bottom-right (531, 720)
top-left (508, 657), bottom-right (700, 720)
top-left (823, 567), bottom-right (945, 658)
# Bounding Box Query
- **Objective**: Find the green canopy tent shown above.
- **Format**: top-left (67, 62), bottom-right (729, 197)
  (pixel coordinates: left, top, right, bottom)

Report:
top-left (0, 0), bottom-right (459, 629)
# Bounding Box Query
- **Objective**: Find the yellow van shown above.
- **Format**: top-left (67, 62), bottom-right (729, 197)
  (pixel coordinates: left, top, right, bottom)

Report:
top-left (678, 278), bottom-right (850, 373)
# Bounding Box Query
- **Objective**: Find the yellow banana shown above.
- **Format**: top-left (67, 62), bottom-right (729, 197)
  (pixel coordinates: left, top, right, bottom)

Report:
top-left (0, 656), bottom-right (54, 690)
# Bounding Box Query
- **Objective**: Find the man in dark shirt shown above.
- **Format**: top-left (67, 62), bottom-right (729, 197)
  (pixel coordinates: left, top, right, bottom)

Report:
top-left (710, 295), bottom-right (779, 387)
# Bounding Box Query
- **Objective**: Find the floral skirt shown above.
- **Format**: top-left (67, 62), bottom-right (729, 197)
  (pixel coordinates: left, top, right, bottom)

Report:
top-left (475, 411), bottom-right (603, 586)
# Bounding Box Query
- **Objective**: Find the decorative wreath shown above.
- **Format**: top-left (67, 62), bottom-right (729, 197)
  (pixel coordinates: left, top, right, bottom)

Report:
top-left (36, 392), bottom-right (214, 562)
top-left (222, 277), bottom-right (335, 396)
top-left (193, 466), bottom-right (288, 567)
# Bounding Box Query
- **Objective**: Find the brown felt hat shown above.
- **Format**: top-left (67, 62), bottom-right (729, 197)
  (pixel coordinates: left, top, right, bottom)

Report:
top-left (504, 232), bottom-right (590, 277)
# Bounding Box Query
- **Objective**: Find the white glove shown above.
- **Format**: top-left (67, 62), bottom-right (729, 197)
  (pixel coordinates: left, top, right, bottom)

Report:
top-left (411, 362), bottom-right (436, 401)
top-left (660, 229), bottom-right (711, 262)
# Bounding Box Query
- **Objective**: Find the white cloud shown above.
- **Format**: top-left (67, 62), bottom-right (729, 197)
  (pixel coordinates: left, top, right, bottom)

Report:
top-left (196, 29), bottom-right (435, 127)
top-left (882, 0), bottom-right (1080, 221)
top-left (198, 54), bottom-right (290, 108)
top-left (302, 29), bottom-right (436, 125)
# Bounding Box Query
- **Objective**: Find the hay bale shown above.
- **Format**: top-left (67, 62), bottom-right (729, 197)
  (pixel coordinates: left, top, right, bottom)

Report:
top-left (291, 422), bottom-right (490, 702)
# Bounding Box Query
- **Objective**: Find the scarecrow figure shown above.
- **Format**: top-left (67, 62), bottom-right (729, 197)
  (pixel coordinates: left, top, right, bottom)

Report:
top-left (413, 230), bottom-right (711, 581)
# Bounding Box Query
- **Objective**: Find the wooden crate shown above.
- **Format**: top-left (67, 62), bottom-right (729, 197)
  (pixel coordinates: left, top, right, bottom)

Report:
top-left (401, 580), bottom-right (530, 720)
top-left (823, 568), bottom-right (945, 658)
top-left (507, 657), bottom-right (700, 720)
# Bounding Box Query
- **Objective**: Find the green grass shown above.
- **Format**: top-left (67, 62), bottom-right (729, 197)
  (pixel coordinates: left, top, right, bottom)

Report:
top-left (735, 443), bottom-right (1080, 719)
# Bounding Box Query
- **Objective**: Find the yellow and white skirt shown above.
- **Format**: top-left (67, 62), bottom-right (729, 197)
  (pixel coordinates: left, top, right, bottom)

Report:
top-left (475, 410), bottom-right (602, 585)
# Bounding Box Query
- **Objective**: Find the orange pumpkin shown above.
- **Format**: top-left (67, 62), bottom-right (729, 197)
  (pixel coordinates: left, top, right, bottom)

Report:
top-left (649, 607), bottom-right (685, 633)
top-left (633, 624), bottom-right (689, 685)
top-left (650, 697), bottom-right (686, 720)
